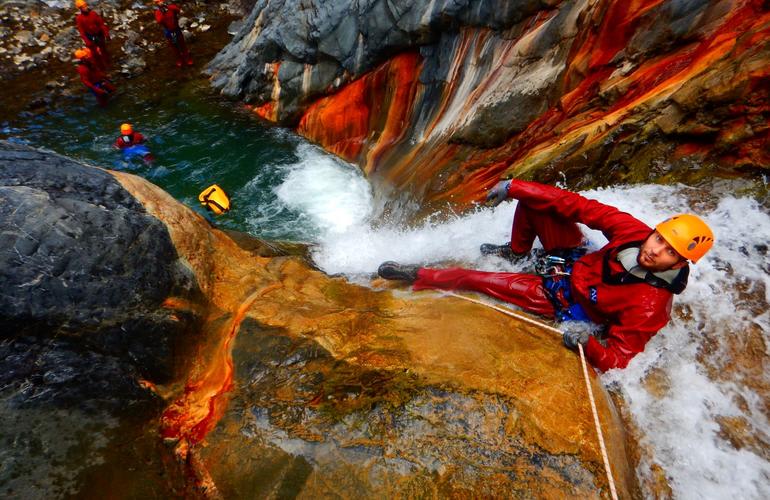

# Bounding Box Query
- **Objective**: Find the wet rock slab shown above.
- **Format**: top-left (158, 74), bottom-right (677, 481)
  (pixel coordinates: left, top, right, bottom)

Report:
top-left (200, 320), bottom-right (607, 497)
top-left (0, 142), bottom-right (635, 496)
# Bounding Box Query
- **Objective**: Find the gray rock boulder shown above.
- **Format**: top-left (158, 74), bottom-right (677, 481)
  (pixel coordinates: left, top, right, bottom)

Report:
top-left (0, 141), bottom-right (203, 392)
top-left (207, 0), bottom-right (549, 123)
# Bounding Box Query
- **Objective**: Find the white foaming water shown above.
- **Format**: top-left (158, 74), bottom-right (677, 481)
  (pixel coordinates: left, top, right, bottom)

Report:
top-left (274, 150), bottom-right (769, 498)
top-left (275, 144), bottom-right (374, 237)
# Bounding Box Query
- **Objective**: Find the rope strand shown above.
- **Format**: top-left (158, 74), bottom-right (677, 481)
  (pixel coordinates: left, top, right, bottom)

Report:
top-left (444, 291), bottom-right (619, 499)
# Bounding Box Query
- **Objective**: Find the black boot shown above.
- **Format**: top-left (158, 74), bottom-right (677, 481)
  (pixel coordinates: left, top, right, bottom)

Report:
top-left (479, 242), bottom-right (526, 262)
top-left (378, 261), bottom-right (419, 282)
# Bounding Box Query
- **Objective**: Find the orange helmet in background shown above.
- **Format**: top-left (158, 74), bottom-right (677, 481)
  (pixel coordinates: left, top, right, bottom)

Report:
top-left (120, 123), bottom-right (134, 135)
top-left (75, 0), bottom-right (87, 10)
top-left (74, 47), bottom-right (92, 60)
top-left (656, 214), bottom-right (714, 263)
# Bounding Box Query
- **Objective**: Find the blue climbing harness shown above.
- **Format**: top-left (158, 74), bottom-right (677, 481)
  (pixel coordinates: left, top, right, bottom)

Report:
top-left (164, 28), bottom-right (181, 46)
top-left (537, 249), bottom-right (591, 322)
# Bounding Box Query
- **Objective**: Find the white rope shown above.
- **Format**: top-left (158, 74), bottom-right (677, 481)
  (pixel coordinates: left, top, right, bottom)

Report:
top-left (445, 291), bottom-right (619, 500)
top-left (578, 343), bottom-right (619, 500)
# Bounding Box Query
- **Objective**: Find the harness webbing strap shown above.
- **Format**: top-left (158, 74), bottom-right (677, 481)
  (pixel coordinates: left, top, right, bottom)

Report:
top-left (443, 291), bottom-right (619, 500)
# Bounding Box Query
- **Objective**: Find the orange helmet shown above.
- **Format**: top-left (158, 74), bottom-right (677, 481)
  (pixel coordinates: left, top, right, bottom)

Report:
top-left (154, 0), bottom-right (165, 4)
top-left (74, 47), bottom-right (92, 60)
top-left (75, 0), bottom-right (87, 9)
top-left (120, 123), bottom-right (133, 135)
top-left (656, 214), bottom-right (714, 263)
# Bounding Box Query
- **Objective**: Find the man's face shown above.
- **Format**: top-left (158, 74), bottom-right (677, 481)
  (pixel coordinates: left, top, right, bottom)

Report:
top-left (638, 231), bottom-right (688, 272)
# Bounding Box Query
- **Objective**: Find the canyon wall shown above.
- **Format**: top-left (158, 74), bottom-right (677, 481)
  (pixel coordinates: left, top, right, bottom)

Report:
top-left (209, 0), bottom-right (770, 206)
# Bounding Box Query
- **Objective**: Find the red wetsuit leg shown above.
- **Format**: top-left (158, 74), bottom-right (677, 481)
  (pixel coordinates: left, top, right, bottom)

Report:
top-left (509, 203), bottom-right (584, 253)
top-left (175, 32), bottom-right (191, 64)
top-left (95, 38), bottom-right (110, 69)
top-left (167, 36), bottom-right (184, 66)
top-left (413, 267), bottom-right (555, 317)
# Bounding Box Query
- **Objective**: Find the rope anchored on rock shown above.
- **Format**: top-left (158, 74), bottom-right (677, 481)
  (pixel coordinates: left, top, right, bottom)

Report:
top-left (444, 291), bottom-right (619, 500)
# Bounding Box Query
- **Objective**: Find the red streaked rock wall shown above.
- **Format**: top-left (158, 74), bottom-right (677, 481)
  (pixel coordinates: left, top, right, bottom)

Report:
top-left (283, 0), bottom-right (770, 205)
top-left (296, 52), bottom-right (423, 168)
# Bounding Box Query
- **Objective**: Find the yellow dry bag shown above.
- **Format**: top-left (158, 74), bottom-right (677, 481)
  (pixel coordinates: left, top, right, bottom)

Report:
top-left (198, 184), bottom-right (230, 215)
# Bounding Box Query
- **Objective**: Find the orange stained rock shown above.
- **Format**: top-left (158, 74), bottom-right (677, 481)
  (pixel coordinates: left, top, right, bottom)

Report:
top-left (565, 0), bottom-right (666, 86)
top-left (440, 0), bottom-right (770, 204)
top-left (286, 1), bottom-right (769, 207)
top-left (253, 101), bottom-right (277, 122)
top-left (159, 288), bottom-right (261, 447)
top-left (364, 52), bottom-right (423, 174)
top-left (112, 170), bottom-right (633, 495)
top-left (297, 52), bottom-right (422, 164)
top-left (251, 62), bottom-right (281, 122)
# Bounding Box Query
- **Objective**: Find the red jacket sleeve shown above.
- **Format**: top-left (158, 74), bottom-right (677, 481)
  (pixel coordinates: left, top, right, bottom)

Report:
top-left (154, 9), bottom-right (163, 24)
top-left (583, 296), bottom-right (672, 371)
top-left (506, 180), bottom-right (650, 242)
top-left (134, 132), bottom-right (146, 144)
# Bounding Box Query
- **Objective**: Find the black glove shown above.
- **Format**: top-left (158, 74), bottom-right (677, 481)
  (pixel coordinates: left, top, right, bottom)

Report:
top-left (562, 329), bottom-right (590, 350)
top-left (485, 180), bottom-right (511, 207)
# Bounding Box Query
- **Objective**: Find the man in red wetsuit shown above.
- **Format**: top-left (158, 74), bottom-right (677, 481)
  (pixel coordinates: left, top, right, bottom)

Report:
top-left (74, 47), bottom-right (116, 106)
top-left (75, 0), bottom-right (110, 70)
top-left (378, 180), bottom-right (715, 371)
top-left (154, 0), bottom-right (192, 67)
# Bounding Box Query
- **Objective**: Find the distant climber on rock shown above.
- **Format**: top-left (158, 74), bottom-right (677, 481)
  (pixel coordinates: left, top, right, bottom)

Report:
top-left (74, 47), bottom-right (115, 106)
top-left (114, 123), bottom-right (153, 163)
top-left (75, 0), bottom-right (110, 71)
top-left (153, 0), bottom-right (192, 67)
top-left (378, 180), bottom-right (714, 372)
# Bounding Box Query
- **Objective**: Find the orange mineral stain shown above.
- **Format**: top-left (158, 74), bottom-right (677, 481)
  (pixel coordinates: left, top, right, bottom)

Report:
top-left (297, 52), bottom-right (422, 165)
top-left (284, 1), bottom-right (769, 205)
top-left (160, 289), bottom-right (262, 450)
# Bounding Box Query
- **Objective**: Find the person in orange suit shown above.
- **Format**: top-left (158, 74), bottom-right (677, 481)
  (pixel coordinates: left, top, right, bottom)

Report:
top-left (74, 47), bottom-right (115, 106)
top-left (75, 0), bottom-right (111, 71)
top-left (154, 0), bottom-right (193, 67)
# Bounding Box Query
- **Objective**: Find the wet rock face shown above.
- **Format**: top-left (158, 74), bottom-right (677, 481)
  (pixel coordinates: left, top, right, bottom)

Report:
top-left (201, 319), bottom-right (606, 497)
top-left (211, 0), bottom-right (770, 205)
top-left (207, 0), bottom-right (548, 122)
top-left (0, 141), bottom-right (202, 387)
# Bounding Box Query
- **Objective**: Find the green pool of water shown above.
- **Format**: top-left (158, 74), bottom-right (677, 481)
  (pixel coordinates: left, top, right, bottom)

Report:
top-left (2, 70), bottom-right (315, 241)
